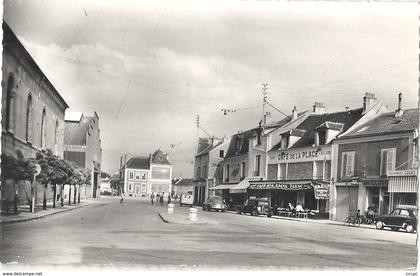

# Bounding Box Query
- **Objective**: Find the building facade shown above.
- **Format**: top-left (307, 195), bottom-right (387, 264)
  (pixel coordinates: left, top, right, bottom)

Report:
top-left (1, 22), bottom-right (69, 204)
top-left (193, 137), bottom-right (229, 204)
top-left (172, 178), bottom-right (194, 197)
top-left (64, 112), bottom-right (102, 198)
top-left (330, 99), bottom-right (418, 221)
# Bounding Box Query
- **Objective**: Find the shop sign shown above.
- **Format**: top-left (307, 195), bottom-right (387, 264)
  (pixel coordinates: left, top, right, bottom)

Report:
top-left (314, 186), bottom-right (329, 199)
top-left (249, 183), bottom-right (312, 190)
top-left (387, 170), bottom-right (417, 177)
top-left (269, 147), bottom-right (331, 164)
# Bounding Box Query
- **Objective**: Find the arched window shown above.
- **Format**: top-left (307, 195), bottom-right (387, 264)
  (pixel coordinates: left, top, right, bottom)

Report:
top-left (40, 107), bottom-right (46, 150)
top-left (54, 119), bottom-right (59, 154)
top-left (26, 94), bottom-right (33, 143)
top-left (5, 74), bottom-right (15, 132)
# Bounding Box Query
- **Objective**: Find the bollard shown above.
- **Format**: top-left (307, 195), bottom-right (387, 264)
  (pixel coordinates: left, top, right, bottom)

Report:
top-left (167, 203), bottom-right (174, 214)
top-left (189, 207), bottom-right (197, 221)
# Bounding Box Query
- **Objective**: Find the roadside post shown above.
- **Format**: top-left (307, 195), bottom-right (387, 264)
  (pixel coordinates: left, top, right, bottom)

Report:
top-left (32, 164), bottom-right (41, 213)
top-left (168, 203), bottom-right (174, 214)
top-left (189, 207), bottom-right (197, 221)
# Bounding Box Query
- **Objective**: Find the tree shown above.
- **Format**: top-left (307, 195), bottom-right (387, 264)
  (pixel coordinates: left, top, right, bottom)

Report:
top-left (36, 150), bottom-right (69, 210)
top-left (1, 152), bottom-right (36, 214)
top-left (101, 171), bottom-right (110, 179)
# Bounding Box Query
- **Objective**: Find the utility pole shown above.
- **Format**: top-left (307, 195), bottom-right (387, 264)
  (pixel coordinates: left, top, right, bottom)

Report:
top-left (195, 115), bottom-right (200, 156)
top-left (262, 83), bottom-right (268, 125)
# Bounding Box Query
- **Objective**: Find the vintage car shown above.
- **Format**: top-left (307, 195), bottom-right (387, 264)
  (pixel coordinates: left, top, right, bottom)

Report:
top-left (180, 191), bottom-right (194, 207)
top-left (237, 197), bottom-right (272, 217)
top-left (375, 207), bottom-right (417, 233)
top-left (202, 196), bottom-right (227, 212)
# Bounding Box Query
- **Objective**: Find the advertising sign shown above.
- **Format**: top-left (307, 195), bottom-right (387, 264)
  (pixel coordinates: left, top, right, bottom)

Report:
top-left (314, 186), bottom-right (329, 199)
top-left (268, 146), bottom-right (331, 164)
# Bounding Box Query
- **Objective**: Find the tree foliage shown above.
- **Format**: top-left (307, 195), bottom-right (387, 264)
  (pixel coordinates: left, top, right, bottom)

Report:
top-left (1, 153), bottom-right (35, 182)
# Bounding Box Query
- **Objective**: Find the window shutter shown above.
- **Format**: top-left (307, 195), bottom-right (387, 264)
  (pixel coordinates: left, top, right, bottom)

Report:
top-left (349, 153), bottom-right (354, 176)
top-left (342, 154), bottom-right (347, 176)
top-left (381, 151), bottom-right (387, 176)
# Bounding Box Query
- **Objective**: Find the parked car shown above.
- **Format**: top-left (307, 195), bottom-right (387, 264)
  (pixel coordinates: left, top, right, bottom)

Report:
top-left (180, 191), bottom-right (194, 207)
top-left (202, 196), bottom-right (227, 212)
top-left (237, 197), bottom-right (272, 217)
top-left (375, 208), bottom-right (417, 233)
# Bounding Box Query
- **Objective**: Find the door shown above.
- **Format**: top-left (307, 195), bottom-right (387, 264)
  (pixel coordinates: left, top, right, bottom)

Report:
top-left (135, 185), bottom-right (140, 196)
top-left (336, 186), bottom-right (359, 221)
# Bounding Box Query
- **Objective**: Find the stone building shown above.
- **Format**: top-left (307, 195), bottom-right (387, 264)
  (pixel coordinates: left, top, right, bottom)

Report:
top-left (1, 22), bottom-right (69, 204)
top-left (64, 112), bottom-right (102, 198)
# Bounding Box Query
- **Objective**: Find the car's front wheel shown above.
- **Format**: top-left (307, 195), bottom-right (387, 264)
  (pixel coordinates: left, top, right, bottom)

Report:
top-left (237, 209), bottom-right (242, 215)
top-left (376, 220), bottom-right (384, 230)
top-left (406, 224), bottom-right (415, 233)
top-left (252, 210), bottom-right (258, 216)
top-left (267, 213), bottom-right (272, 218)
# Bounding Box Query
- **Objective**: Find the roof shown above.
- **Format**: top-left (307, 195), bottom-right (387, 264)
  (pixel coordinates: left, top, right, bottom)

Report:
top-left (271, 108), bottom-right (364, 150)
top-left (151, 149), bottom-right (171, 165)
top-left (315, 121), bottom-right (344, 131)
top-left (65, 111), bottom-right (83, 122)
top-left (225, 129), bottom-right (257, 158)
top-left (125, 156), bottom-right (150, 170)
top-left (196, 140), bottom-right (224, 157)
top-left (64, 115), bottom-right (94, 145)
top-left (3, 22), bottom-right (69, 110)
top-left (342, 108), bottom-right (419, 138)
top-left (173, 178), bottom-right (194, 186)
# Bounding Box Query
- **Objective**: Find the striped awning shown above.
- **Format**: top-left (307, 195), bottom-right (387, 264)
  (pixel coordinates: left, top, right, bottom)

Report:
top-left (208, 184), bottom-right (237, 190)
top-left (230, 177), bottom-right (261, 194)
top-left (388, 176), bottom-right (418, 193)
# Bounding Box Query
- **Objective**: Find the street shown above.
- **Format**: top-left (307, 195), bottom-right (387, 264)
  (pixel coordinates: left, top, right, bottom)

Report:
top-left (0, 198), bottom-right (416, 269)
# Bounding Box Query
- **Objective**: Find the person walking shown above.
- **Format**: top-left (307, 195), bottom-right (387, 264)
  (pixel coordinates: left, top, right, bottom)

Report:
top-left (150, 192), bottom-right (155, 205)
top-left (167, 193), bottom-right (171, 204)
top-left (160, 192), bottom-right (164, 205)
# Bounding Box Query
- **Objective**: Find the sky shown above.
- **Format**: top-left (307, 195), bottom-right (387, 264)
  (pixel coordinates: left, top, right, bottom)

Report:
top-left (4, 0), bottom-right (419, 177)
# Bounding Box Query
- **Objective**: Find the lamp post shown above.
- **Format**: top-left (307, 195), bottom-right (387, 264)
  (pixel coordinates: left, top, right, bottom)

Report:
top-left (32, 164), bottom-right (41, 213)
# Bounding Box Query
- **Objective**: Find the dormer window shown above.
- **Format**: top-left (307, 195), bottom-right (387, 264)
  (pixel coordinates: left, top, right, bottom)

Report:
top-left (316, 130), bottom-right (326, 146)
top-left (280, 135), bottom-right (289, 150)
top-left (235, 138), bottom-right (243, 153)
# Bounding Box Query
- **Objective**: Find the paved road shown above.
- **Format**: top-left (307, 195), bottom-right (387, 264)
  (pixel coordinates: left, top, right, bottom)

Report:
top-left (0, 197), bottom-right (417, 269)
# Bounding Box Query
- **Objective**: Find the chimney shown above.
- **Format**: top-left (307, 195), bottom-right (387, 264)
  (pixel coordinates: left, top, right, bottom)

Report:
top-left (395, 93), bottom-right (404, 118)
top-left (292, 106), bottom-right (298, 120)
top-left (363, 92), bottom-right (377, 112)
top-left (120, 156), bottom-right (123, 169)
top-left (312, 102), bottom-right (326, 114)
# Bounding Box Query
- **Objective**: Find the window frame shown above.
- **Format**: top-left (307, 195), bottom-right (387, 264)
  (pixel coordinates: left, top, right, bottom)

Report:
top-left (128, 171), bottom-right (134, 180)
top-left (341, 151), bottom-right (355, 177)
top-left (254, 155), bottom-right (261, 176)
top-left (380, 148), bottom-right (396, 176)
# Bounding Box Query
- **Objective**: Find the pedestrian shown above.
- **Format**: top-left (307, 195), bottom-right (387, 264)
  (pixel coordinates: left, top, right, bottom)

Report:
top-left (120, 194), bottom-right (124, 204)
top-left (167, 193), bottom-right (171, 204)
top-left (150, 192), bottom-right (155, 205)
top-left (160, 192), bottom-right (164, 205)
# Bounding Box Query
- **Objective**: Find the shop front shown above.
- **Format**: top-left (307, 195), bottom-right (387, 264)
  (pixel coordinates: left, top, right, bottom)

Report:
top-left (248, 180), bottom-right (317, 210)
top-left (361, 179), bottom-right (389, 216)
top-left (388, 170), bottom-right (418, 210)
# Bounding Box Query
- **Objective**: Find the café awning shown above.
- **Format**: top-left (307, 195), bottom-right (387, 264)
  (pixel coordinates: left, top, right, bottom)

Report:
top-left (208, 184), bottom-right (237, 190)
top-left (230, 177), bottom-right (261, 194)
top-left (248, 180), bottom-right (313, 191)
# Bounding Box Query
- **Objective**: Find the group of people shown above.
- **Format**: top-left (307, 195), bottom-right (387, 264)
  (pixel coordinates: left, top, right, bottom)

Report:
top-left (288, 202), bottom-right (304, 213)
top-left (150, 192), bottom-right (171, 205)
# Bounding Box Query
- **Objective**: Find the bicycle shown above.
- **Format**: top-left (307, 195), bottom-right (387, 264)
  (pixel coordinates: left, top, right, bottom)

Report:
top-left (344, 213), bottom-right (361, 227)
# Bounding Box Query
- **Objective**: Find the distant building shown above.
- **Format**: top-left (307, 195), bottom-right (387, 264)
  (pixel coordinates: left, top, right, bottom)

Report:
top-left (172, 178), bottom-right (194, 196)
top-left (120, 149), bottom-right (172, 197)
top-left (1, 22), bottom-right (69, 205)
top-left (64, 111), bottom-right (102, 198)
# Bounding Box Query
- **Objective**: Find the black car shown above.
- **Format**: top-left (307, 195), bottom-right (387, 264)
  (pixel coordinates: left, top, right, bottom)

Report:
top-left (375, 208), bottom-right (417, 233)
top-left (237, 197), bottom-right (272, 217)
top-left (202, 196), bottom-right (227, 212)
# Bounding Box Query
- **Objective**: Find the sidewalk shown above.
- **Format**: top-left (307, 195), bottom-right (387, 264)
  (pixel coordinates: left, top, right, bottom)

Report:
top-left (0, 198), bottom-right (100, 224)
top-left (225, 210), bottom-right (377, 230)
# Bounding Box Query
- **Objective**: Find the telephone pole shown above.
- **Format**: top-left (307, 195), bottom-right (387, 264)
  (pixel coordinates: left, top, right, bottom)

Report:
top-left (262, 83), bottom-right (268, 125)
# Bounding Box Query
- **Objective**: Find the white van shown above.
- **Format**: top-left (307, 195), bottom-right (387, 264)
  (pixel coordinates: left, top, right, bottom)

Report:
top-left (180, 191), bottom-right (194, 207)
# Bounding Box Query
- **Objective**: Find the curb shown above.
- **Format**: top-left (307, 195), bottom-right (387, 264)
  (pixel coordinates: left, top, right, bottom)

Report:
top-left (158, 212), bottom-right (169, 223)
top-left (0, 202), bottom-right (95, 224)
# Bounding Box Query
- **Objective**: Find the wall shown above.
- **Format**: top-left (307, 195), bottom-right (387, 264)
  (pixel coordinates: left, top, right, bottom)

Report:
top-left (337, 137), bottom-right (410, 180)
top-left (2, 40), bottom-right (67, 160)
top-left (223, 154), bottom-right (249, 184)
